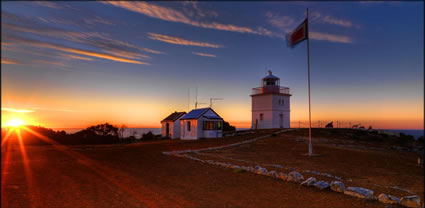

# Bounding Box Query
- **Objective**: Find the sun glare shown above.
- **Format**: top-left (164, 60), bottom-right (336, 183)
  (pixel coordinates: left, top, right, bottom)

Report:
top-left (8, 118), bottom-right (24, 127)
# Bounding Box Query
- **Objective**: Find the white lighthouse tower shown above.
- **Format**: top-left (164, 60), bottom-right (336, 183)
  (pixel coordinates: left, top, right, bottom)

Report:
top-left (251, 70), bottom-right (291, 129)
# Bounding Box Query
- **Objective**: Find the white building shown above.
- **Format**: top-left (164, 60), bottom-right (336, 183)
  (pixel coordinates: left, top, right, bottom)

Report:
top-left (161, 111), bottom-right (186, 139)
top-left (251, 71), bottom-right (291, 129)
top-left (180, 107), bottom-right (223, 140)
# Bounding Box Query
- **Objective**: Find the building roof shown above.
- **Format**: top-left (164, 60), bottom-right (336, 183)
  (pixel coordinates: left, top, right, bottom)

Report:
top-left (181, 107), bottom-right (222, 120)
top-left (161, 112), bottom-right (186, 122)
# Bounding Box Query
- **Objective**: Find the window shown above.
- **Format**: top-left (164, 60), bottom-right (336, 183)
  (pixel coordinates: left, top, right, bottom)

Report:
top-left (260, 113), bottom-right (264, 121)
top-left (187, 121), bottom-right (191, 131)
top-left (281, 99), bottom-right (284, 106)
top-left (203, 121), bottom-right (222, 130)
top-left (278, 99), bottom-right (281, 105)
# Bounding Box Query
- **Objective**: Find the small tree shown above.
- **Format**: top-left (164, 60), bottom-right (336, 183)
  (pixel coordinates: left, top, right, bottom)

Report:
top-left (87, 123), bottom-right (118, 137)
top-left (118, 124), bottom-right (127, 139)
top-left (223, 121), bottom-right (236, 131)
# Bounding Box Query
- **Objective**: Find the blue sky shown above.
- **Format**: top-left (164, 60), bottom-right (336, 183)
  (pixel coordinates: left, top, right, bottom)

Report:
top-left (1, 1), bottom-right (424, 129)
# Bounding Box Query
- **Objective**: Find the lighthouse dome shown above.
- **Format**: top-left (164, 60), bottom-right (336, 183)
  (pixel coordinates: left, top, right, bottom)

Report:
top-left (262, 70), bottom-right (280, 88)
top-left (262, 70), bottom-right (280, 81)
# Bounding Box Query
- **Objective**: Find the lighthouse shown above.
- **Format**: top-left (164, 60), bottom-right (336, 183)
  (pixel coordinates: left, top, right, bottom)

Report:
top-left (251, 70), bottom-right (291, 129)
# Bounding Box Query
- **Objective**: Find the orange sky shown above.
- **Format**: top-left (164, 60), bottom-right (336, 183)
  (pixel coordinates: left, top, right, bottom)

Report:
top-left (2, 1), bottom-right (424, 130)
top-left (1, 92), bottom-right (423, 129)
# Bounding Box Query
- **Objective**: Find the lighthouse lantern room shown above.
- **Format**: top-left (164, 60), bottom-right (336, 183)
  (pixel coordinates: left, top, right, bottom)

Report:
top-left (251, 70), bottom-right (291, 129)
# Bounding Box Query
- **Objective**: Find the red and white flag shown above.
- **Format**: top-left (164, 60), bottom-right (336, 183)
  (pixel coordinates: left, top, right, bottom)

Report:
top-left (286, 19), bottom-right (308, 48)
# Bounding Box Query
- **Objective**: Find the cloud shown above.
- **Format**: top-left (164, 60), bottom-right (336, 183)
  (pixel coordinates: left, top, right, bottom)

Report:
top-left (4, 35), bottom-right (149, 65)
top-left (309, 32), bottom-right (353, 44)
top-left (192, 52), bottom-right (216, 58)
top-left (32, 1), bottom-right (76, 10)
top-left (148, 33), bottom-right (223, 48)
top-left (36, 60), bottom-right (68, 67)
top-left (2, 12), bottom-right (163, 58)
top-left (83, 16), bottom-right (115, 26)
top-left (59, 53), bottom-right (93, 61)
top-left (1, 57), bottom-right (20, 65)
top-left (265, 12), bottom-right (295, 33)
top-left (310, 12), bottom-right (355, 28)
top-left (183, 1), bottom-right (218, 18)
top-left (1, 108), bottom-right (34, 113)
top-left (265, 12), bottom-right (354, 44)
top-left (103, 1), bottom-right (279, 38)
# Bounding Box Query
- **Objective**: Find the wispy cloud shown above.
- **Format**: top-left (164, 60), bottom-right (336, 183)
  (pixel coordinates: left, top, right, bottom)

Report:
top-left (32, 1), bottom-right (76, 10)
top-left (309, 32), bottom-right (353, 44)
top-left (266, 12), bottom-right (353, 44)
top-left (36, 60), bottom-right (68, 67)
top-left (1, 108), bottom-right (34, 113)
top-left (148, 33), bottom-right (223, 48)
top-left (104, 1), bottom-right (279, 38)
top-left (3, 11), bottom-right (162, 62)
top-left (59, 53), bottom-right (93, 61)
top-left (183, 1), bottom-right (218, 18)
top-left (1, 57), bottom-right (20, 65)
top-left (310, 12), bottom-right (356, 28)
top-left (192, 52), bottom-right (216, 58)
top-left (83, 16), bottom-right (115, 26)
top-left (265, 12), bottom-right (295, 33)
top-left (5, 35), bottom-right (149, 65)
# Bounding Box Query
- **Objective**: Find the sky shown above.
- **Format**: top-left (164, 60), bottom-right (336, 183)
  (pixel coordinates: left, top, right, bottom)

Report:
top-left (1, 1), bottom-right (424, 129)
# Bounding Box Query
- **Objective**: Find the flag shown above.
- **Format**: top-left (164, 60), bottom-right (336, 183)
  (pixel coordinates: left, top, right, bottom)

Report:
top-left (286, 19), bottom-right (308, 48)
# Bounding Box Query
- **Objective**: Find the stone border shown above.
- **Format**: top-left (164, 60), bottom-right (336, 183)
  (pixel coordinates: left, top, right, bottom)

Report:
top-left (162, 130), bottom-right (423, 208)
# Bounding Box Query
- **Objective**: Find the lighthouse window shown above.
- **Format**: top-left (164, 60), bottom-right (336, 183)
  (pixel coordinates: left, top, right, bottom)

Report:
top-left (260, 113), bottom-right (264, 121)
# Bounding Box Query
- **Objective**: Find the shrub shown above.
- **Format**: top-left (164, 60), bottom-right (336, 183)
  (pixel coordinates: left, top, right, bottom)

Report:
top-left (142, 131), bottom-right (155, 140)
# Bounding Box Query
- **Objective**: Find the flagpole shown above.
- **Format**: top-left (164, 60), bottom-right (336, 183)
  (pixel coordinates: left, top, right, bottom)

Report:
top-left (306, 8), bottom-right (313, 156)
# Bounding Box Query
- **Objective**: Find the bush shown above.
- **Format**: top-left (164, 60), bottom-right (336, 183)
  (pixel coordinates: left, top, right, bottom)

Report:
top-left (223, 121), bottom-right (236, 131)
top-left (142, 131), bottom-right (155, 140)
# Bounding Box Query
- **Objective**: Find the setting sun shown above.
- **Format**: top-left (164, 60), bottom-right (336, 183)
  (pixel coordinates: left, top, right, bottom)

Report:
top-left (7, 118), bottom-right (24, 127)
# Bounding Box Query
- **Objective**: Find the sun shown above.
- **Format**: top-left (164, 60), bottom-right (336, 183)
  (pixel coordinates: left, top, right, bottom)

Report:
top-left (7, 118), bottom-right (25, 128)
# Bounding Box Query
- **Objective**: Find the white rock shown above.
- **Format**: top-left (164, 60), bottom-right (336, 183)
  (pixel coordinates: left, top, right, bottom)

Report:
top-left (344, 187), bottom-right (374, 199)
top-left (330, 181), bottom-right (345, 193)
top-left (301, 177), bottom-right (317, 186)
top-left (314, 181), bottom-right (329, 190)
top-left (378, 193), bottom-right (400, 204)
top-left (388, 195), bottom-right (401, 204)
top-left (287, 171), bottom-right (304, 183)
top-left (257, 168), bottom-right (268, 175)
top-left (400, 195), bottom-right (421, 208)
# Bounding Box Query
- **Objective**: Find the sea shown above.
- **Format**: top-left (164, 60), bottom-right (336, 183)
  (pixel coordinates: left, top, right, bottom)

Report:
top-left (53, 128), bottom-right (424, 140)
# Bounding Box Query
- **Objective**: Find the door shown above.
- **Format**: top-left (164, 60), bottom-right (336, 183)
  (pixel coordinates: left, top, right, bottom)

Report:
top-left (165, 123), bottom-right (170, 138)
top-left (279, 114), bottom-right (283, 128)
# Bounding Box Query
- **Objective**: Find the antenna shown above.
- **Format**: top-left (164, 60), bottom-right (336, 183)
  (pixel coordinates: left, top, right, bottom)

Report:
top-left (187, 88), bottom-right (190, 111)
top-left (210, 98), bottom-right (223, 108)
top-left (195, 87), bottom-right (198, 109)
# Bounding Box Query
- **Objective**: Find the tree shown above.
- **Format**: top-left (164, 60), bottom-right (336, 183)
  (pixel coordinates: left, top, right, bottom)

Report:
top-left (223, 121), bottom-right (236, 131)
top-left (118, 124), bottom-right (127, 139)
top-left (87, 123), bottom-right (118, 137)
